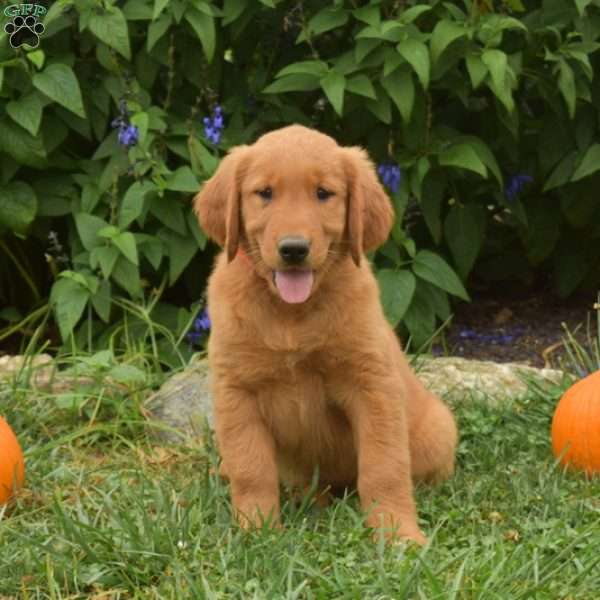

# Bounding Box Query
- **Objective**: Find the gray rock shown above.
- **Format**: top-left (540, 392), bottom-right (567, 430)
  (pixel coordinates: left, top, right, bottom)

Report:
top-left (413, 356), bottom-right (565, 404)
top-left (145, 361), bottom-right (213, 443)
top-left (144, 356), bottom-right (566, 442)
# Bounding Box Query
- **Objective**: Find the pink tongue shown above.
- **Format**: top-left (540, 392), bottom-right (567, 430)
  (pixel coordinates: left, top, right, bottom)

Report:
top-left (274, 270), bottom-right (314, 303)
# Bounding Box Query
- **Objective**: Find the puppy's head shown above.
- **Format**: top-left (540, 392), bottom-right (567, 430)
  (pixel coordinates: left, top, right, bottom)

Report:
top-left (194, 125), bottom-right (394, 304)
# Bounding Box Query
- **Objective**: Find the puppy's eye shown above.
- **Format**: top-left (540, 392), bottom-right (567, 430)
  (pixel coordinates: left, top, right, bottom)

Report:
top-left (316, 187), bottom-right (334, 202)
top-left (257, 187), bottom-right (273, 202)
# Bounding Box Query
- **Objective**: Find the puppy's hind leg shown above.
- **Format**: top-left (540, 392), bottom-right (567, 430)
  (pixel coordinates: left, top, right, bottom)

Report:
top-left (409, 392), bottom-right (458, 485)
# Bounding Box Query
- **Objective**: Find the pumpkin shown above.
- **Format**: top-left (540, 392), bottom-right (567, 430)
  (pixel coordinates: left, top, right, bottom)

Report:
top-left (0, 416), bottom-right (25, 504)
top-left (551, 369), bottom-right (600, 475)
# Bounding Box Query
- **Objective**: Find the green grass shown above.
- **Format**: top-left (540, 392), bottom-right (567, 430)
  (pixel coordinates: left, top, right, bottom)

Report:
top-left (1, 365), bottom-right (600, 599)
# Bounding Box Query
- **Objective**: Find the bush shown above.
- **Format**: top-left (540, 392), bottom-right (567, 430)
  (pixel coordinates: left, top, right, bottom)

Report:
top-left (0, 0), bottom-right (599, 354)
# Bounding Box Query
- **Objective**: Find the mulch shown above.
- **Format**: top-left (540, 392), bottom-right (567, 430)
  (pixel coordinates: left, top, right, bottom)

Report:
top-left (436, 291), bottom-right (599, 368)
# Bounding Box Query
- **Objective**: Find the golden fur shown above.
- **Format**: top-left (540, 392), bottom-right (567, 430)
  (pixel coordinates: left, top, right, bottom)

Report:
top-left (194, 125), bottom-right (457, 544)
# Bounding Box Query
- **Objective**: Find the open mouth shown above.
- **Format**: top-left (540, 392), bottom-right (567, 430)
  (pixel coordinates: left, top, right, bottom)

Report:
top-left (273, 269), bottom-right (314, 304)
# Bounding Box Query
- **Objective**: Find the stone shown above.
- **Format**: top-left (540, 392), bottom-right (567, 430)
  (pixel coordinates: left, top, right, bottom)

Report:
top-left (144, 356), bottom-right (565, 442)
top-left (0, 354), bottom-right (54, 387)
top-left (144, 361), bottom-right (214, 443)
top-left (412, 356), bottom-right (565, 404)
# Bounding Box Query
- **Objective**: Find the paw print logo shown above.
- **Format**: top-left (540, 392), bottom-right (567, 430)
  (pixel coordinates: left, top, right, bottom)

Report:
top-left (4, 15), bottom-right (45, 49)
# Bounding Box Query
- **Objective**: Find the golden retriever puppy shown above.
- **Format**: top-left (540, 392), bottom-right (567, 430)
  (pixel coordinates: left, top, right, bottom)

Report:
top-left (195, 125), bottom-right (457, 545)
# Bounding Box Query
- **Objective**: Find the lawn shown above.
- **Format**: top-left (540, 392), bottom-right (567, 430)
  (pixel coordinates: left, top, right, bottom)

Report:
top-left (1, 364), bottom-right (599, 599)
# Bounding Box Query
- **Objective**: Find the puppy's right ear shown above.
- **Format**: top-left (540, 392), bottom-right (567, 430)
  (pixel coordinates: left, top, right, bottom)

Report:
top-left (193, 145), bottom-right (249, 262)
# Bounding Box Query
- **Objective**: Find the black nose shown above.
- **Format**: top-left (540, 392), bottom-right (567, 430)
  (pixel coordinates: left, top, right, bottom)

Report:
top-left (278, 237), bottom-right (310, 265)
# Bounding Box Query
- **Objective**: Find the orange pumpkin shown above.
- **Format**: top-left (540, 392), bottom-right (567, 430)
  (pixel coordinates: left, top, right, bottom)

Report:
top-left (0, 416), bottom-right (25, 504)
top-left (551, 369), bottom-right (600, 475)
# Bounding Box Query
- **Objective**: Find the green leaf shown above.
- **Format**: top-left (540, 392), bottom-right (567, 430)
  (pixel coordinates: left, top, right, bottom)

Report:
top-left (74, 213), bottom-right (110, 251)
top-left (307, 7), bottom-right (348, 36)
top-left (412, 250), bottom-right (470, 300)
top-left (430, 20), bottom-right (467, 64)
top-left (353, 4), bottom-right (380, 27)
top-left (466, 137), bottom-right (503, 187)
top-left (112, 232), bottom-right (138, 265)
top-left (558, 60), bottom-right (576, 119)
top-left (91, 279), bottom-right (111, 323)
top-left (108, 364), bottom-right (147, 385)
top-left (263, 74), bottom-right (321, 93)
top-left (345, 75), bottom-right (376, 99)
top-left (481, 49), bottom-right (507, 93)
top-left (187, 211), bottom-right (207, 250)
top-left (400, 5), bottom-right (432, 24)
top-left (320, 71), bottom-right (346, 116)
top-left (137, 234), bottom-right (164, 270)
top-left (150, 198), bottom-right (187, 234)
top-left (381, 69), bottom-right (414, 123)
top-left (543, 151), bottom-right (578, 191)
top-left (88, 8), bottom-right (131, 59)
top-left (189, 137), bottom-right (219, 177)
top-left (153, 0), bottom-right (170, 19)
top-left (50, 278), bottom-right (90, 340)
top-left (166, 166), bottom-right (200, 193)
top-left (90, 246), bottom-right (119, 279)
top-left (119, 181), bottom-right (156, 229)
top-left (6, 92), bottom-right (43, 136)
top-left (159, 229), bottom-right (198, 284)
top-left (438, 144), bottom-right (487, 178)
top-left (185, 8), bottom-right (215, 63)
top-left (111, 256), bottom-right (142, 298)
top-left (81, 182), bottom-right (102, 213)
top-left (97, 226), bottom-right (120, 240)
top-left (0, 119), bottom-right (46, 167)
top-left (571, 144), bottom-right (600, 181)
top-left (223, 0), bottom-right (246, 25)
top-left (376, 269), bottom-right (416, 327)
top-left (575, 0), bottom-right (592, 16)
top-left (444, 204), bottom-right (483, 279)
top-left (403, 282), bottom-right (437, 349)
top-left (33, 64), bottom-right (86, 118)
top-left (147, 14), bottom-right (172, 52)
top-left (396, 39), bottom-right (430, 89)
top-left (26, 50), bottom-right (45, 70)
top-left (0, 182), bottom-right (37, 233)
top-left (276, 60), bottom-right (328, 78)
top-left (355, 38), bottom-right (380, 63)
top-left (420, 175), bottom-right (445, 244)
top-left (465, 54), bottom-right (488, 89)
top-left (130, 112), bottom-right (149, 145)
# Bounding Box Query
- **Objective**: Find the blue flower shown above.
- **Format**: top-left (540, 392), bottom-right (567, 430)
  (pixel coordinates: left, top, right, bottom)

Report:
top-left (186, 307), bottom-right (211, 347)
top-left (194, 308), bottom-right (211, 332)
top-left (377, 163), bottom-right (402, 194)
top-left (111, 99), bottom-right (139, 147)
top-left (505, 174), bottom-right (533, 202)
top-left (118, 124), bottom-right (139, 147)
top-left (203, 105), bottom-right (224, 145)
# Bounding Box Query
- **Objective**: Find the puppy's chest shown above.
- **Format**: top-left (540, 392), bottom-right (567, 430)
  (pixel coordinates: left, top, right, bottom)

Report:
top-left (255, 350), bottom-right (344, 446)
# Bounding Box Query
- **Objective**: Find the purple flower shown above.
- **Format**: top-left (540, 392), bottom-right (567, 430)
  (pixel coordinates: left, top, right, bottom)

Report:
top-left (111, 99), bottom-right (139, 147)
top-left (203, 105), bottom-right (224, 145)
top-left (505, 174), bottom-right (533, 202)
top-left (377, 163), bottom-right (402, 194)
top-left (458, 327), bottom-right (524, 345)
top-left (186, 307), bottom-right (211, 347)
top-left (194, 308), bottom-right (211, 332)
top-left (118, 124), bottom-right (139, 147)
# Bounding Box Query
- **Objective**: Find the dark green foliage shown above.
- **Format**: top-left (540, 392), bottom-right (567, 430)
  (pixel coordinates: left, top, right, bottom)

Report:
top-left (1, 0), bottom-right (600, 350)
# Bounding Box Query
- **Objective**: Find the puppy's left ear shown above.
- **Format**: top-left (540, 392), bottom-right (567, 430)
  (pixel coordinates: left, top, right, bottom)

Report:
top-left (193, 145), bottom-right (249, 262)
top-left (342, 147), bottom-right (394, 266)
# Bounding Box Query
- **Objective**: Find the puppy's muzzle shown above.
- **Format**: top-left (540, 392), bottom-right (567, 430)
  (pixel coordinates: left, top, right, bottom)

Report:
top-left (278, 237), bottom-right (310, 265)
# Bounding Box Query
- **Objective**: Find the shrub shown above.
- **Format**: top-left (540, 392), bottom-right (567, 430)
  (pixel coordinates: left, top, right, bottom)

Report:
top-left (0, 0), bottom-right (599, 353)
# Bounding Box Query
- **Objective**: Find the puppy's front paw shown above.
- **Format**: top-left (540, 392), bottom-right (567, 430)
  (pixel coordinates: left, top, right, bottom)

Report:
top-left (367, 511), bottom-right (427, 546)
